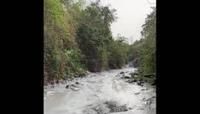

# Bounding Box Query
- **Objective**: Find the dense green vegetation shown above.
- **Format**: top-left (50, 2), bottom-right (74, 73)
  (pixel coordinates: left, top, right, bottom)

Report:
top-left (44, 0), bottom-right (86, 84)
top-left (129, 8), bottom-right (156, 84)
top-left (44, 0), bottom-right (156, 85)
top-left (108, 36), bottom-right (129, 69)
top-left (76, 2), bottom-right (115, 72)
top-left (44, 0), bottom-right (130, 84)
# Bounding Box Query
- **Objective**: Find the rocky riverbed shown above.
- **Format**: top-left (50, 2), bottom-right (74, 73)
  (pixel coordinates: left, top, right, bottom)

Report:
top-left (44, 67), bottom-right (156, 114)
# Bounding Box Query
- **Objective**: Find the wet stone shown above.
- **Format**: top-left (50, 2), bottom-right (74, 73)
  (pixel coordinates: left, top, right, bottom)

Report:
top-left (134, 91), bottom-right (141, 95)
top-left (65, 85), bottom-right (69, 88)
top-left (120, 71), bottom-right (124, 74)
top-left (104, 101), bottom-right (128, 113)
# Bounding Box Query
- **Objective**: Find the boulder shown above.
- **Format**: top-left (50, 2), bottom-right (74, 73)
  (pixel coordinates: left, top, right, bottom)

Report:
top-left (123, 75), bottom-right (131, 79)
top-left (65, 85), bottom-right (69, 89)
top-left (70, 86), bottom-right (80, 91)
top-left (120, 71), bottom-right (124, 74)
top-left (126, 79), bottom-right (137, 83)
top-left (134, 92), bottom-right (140, 95)
top-left (141, 88), bottom-right (146, 91)
top-left (71, 84), bottom-right (77, 87)
top-left (137, 81), bottom-right (144, 86)
top-left (69, 84), bottom-right (80, 91)
top-left (104, 101), bottom-right (128, 112)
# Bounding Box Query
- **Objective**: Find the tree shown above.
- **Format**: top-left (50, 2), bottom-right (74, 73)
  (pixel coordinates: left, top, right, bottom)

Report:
top-left (139, 7), bottom-right (156, 75)
top-left (128, 7), bottom-right (156, 83)
top-left (76, 1), bottom-right (116, 72)
top-left (44, 0), bottom-right (86, 83)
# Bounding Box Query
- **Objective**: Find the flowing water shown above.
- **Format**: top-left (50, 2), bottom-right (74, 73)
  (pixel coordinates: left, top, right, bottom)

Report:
top-left (44, 67), bottom-right (156, 114)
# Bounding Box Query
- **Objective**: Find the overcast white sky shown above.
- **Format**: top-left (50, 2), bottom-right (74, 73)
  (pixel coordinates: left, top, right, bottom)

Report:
top-left (98, 0), bottom-right (156, 44)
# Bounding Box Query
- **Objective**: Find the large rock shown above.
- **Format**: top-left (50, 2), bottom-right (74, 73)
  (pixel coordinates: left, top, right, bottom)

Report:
top-left (70, 86), bottom-right (80, 91)
top-left (137, 81), bottom-right (144, 86)
top-left (134, 92), bottom-right (140, 95)
top-left (126, 79), bottom-right (137, 83)
top-left (120, 71), bottom-right (125, 74)
top-left (104, 101), bottom-right (128, 113)
top-left (65, 85), bottom-right (69, 88)
top-left (123, 75), bottom-right (131, 79)
top-left (66, 83), bottom-right (80, 91)
top-left (71, 84), bottom-right (76, 87)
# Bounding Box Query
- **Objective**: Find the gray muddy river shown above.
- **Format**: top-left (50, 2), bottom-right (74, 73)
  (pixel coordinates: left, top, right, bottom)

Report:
top-left (44, 67), bottom-right (156, 114)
